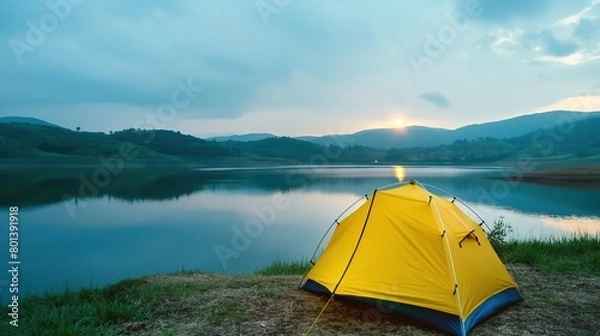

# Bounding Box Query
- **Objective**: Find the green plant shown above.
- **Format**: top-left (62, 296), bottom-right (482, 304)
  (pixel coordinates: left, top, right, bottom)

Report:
top-left (255, 259), bottom-right (310, 276)
top-left (487, 216), bottom-right (513, 253)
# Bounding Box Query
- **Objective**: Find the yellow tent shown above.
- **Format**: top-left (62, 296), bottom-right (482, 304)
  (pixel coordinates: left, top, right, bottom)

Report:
top-left (300, 181), bottom-right (522, 336)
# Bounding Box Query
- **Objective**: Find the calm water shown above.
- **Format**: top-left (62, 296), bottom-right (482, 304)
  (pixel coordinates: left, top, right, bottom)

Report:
top-left (1, 165), bottom-right (599, 299)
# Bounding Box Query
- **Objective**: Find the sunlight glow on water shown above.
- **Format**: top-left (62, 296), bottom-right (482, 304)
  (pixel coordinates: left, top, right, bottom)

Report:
top-left (537, 215), bottom-right (600, 236)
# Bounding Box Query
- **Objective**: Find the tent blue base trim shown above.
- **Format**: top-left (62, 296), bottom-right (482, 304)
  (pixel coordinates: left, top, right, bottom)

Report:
top-left (301, 279), bottom-right (330, 293)
top-left (464, 287), bottom-right (523, 333)
top-left (301, 280), bottom-right (523, 336)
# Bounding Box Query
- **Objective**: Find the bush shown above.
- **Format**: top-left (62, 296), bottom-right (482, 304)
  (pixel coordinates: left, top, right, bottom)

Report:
top-left (487, 216), bottom-right (513, 253)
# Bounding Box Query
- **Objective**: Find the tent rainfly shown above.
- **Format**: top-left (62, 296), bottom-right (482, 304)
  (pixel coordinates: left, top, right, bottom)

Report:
top-left (300, 181), bottom-right (523, 336)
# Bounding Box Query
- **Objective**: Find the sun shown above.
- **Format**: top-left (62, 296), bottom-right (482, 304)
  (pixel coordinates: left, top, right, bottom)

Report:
top-left (394, 118), bottom-right (404, 127)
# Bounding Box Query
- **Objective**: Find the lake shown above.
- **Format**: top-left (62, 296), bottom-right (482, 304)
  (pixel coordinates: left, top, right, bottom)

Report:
top-left (1, 165), bottom-right (599, 300)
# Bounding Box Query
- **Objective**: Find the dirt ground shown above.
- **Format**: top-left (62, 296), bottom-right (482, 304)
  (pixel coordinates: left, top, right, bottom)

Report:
top-left (122, 264), bottom-right (600, 336)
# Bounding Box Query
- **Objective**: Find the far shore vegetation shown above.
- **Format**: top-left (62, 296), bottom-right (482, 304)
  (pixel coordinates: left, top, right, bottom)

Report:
top-left (4, 231), bottom-right (599, 335)
top-left (2, 118), bottom-right (600, 169)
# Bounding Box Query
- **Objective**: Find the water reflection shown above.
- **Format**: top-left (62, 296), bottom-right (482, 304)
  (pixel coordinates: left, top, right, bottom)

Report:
top-left (537, 215), bottom-right (600, 235)
top-left (393, 165), bottom-right (406, 182)
top-left (2, 165), bottom-right (599, 226)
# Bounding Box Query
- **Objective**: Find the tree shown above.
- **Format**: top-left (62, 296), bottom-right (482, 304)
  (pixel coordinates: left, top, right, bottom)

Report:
top-left (76, 127), bottom-right (81, 132)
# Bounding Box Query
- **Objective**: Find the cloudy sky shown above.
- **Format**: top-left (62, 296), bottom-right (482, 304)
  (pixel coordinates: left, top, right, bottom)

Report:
top-left (1, 0), bottom-right (600, 137)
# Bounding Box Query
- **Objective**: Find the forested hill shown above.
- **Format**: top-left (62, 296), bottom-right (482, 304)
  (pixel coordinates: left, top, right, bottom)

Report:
top-left (1, 116), bottom-right (600, 165)
top-left (0, 116), bottom-right (60, 128)
top-left (295, 110), bottom-right (600, 148)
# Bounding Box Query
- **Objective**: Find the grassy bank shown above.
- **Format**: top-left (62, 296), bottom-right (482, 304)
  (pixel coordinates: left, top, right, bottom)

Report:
top-left (501, 235), bottom-right (600, 275)
top-left (4, 237), bottom-right (600, 336)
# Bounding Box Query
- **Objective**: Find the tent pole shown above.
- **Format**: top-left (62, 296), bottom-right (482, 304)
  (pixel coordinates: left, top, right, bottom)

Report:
top-left (298, 194), bottom-right (368, 289)
top-left (303, 190), bottom-right (379, 336)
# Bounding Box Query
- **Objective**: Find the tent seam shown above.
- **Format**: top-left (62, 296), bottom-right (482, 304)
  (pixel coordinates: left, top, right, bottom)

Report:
top-left (430, 196), bottom-right (466, 334)
top-left (332, 190), bottom-right (378, 294)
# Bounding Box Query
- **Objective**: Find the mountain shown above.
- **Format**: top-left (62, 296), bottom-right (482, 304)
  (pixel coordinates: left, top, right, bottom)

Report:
top-left (208, 133), bottom-right (277, 142)
top-left (508, 114), bottom-right (600, 158)
top-left (383, 115), bottom-right (600, 164)
top-left (453, 110), bottom-right (598, 140)
top-left (2, 115), bottom-right (600, 165)
top-left (0, 116), bottom-right (60, 128)
top-left (297, 110), bottom-right (600, 149)
top-left (297, 126), bottom-right (453, 148)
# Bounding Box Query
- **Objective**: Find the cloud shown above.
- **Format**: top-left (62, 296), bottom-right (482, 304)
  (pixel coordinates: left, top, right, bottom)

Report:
top-left (487, 28), bottom-right (524, 54)
top-left (555, 0), bottom-right (600, 26)
top-left (0, 0), bottom-right (386, 121)
top-left (419, 92), bottom-right (451, 108)
top-left (0, 0), bottom-right (598, 136)
top-left (537, 30), bottom-right (579, 56)
top-left (455, 0), bottom-right (554, 22)
top-left (476, 1), bottom-right (600, 65)
top-left (565, 0), bottom-right (600, 43)
top-left (573, 17), bottom-right (600, 40)
top-left (532, 50), bottom-right (600, 65)
top-left (482, 29), bottom-right (580, 57)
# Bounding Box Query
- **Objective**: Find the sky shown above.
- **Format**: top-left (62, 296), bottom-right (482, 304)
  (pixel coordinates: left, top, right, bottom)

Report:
top-left (1, 0), bottom-right (600, 137)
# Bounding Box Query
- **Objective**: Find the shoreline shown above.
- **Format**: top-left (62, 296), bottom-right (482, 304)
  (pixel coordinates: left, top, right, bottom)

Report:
top-left (5, 237), bottom-right (599, 335)
top-left (2, 156), bottom-right (599, 172)
top-left (500, 165), bottom-right (600, 187)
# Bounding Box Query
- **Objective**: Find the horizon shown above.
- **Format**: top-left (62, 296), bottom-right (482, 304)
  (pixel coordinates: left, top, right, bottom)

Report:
top-left (2, 1), bottom-right (600, 137)
top-left (3, 108), bottom-right (600, 138)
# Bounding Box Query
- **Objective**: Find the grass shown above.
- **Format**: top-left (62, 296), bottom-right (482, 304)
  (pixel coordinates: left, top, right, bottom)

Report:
top-left (255, 259), bottom-right (311, 276)
top-left (489, 217), bottom-right (600, 276)
top-left (2, 262), bottom-right (309, 336)
top-left (5, 283), bottom-right (149, 336)
top-left (501, 235), bottom-right (600, 275)
top-left (3, 237), bottom-right (600, 335)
